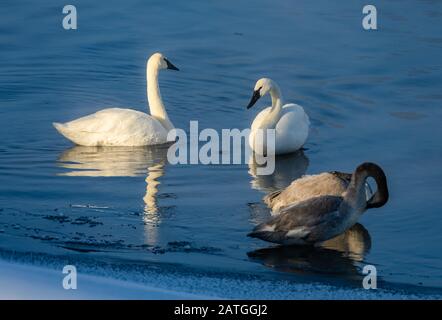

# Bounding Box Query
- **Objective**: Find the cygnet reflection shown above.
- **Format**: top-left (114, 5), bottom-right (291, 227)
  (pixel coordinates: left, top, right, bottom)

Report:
top-left (247, 223), bottom-right (371, 276)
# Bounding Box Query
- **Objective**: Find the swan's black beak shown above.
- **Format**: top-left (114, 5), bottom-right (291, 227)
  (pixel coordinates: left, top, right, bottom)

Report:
top-left (165, 58), bottom-right (179, 71)
top-left (246, 90), bottom-right (261, 109)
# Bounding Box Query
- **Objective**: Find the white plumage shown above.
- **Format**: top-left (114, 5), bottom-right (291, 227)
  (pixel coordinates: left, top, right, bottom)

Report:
top-left (53, 52), bottom-right (179, 146)
top-left (53, 108), bottom-right (168, 146)
top-left (246, 78), bottom-right (310, 155)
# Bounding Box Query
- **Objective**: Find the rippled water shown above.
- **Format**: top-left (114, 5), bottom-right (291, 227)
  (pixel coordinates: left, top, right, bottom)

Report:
top-left (0, 0), bottom-right (441, 295)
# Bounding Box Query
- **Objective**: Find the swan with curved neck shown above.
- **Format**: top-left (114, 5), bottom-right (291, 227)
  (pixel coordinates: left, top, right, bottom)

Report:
top-left (246, 78), bottom-right (310, 155)
top-left (248, 162), bottom-right (389, 245)
top-left (53, 52), bottom-right (178, 146)
top-left (264, 170), bottom-right (374, 215)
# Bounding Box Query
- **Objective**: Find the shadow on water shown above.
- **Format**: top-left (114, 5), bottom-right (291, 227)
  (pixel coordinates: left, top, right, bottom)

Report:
top-left (56, 144), bottom-right (171, 245)
top-left (247, 150), bottom-right (309, 224)
top-left (247, 223), bottom-right (371, 278)
top-left (248, 150), bottom-right (309, 193)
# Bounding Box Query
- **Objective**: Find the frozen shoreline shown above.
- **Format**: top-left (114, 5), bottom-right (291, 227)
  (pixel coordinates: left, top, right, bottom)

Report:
top-left (1, 258), bottom-right (439, 300)
top-left (0, 259), bottom-right (208, 299)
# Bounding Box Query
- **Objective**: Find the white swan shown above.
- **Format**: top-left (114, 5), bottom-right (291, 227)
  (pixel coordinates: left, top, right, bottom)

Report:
top-left (246, 78), bottom-right (310, 155)
top-left (53, 52), bottom-right (179, 146)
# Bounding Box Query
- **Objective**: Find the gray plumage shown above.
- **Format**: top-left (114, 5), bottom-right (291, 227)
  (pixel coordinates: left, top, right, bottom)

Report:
top-left (249, 196), bottom-right (344, 245)
top-left (263, 171), bottom-right (358, 214)
top-left (249, 162), bottom-right (389, 245)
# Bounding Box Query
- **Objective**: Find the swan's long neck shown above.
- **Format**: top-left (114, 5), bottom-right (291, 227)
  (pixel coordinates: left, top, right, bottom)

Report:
top-left (343, 164), bottom-right (389, 214)
top-left (259, 85), bottom-right (283, 130)
top-left (147, 64), bottom-right (174, 131)
top-left (345, 175), bottom-right (369, 212)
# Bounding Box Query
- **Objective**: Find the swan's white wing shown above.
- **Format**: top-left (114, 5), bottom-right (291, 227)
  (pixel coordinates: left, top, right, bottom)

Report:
top-left (61, 108), bottom-right (153, 133)
top-left (249, 104), bottom-right (310, 155)
top-left (274, 104), bottom-right (310, 154)
top-left (54, 108), bottom-right (168, 146)
top-left (278, 103), bottom-right (310, 129)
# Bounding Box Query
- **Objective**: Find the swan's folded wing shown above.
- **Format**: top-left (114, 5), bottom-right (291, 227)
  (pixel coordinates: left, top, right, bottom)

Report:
top-left (248, 195), bottom-right (343, 242)
top-left (278, 195), bottom-right (342, 227)
top-left (264, 173), bottom-right (348, 214)
top-left (54, 108), bottom-right (169, 146)
top-left (63, 108), bottom-right (150, 133)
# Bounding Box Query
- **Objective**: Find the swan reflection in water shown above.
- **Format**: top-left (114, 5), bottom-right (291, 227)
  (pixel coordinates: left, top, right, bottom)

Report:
top-left (57, 145), bottom-right (170, 245)
top-left (248, 150), bottom-right (309, 223)
top-left (248, 150), bottom-right (309, 194)
top-left (248, 223), bottom-right (371, 277)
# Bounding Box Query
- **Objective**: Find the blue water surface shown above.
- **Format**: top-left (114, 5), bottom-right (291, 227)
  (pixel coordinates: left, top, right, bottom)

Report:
top-left (0, 0), bottom-right (441, 296)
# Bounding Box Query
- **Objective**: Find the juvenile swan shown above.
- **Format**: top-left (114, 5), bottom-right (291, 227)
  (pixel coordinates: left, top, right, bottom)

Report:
top-left (246, 78), bottom-right (310, 155)
top-left (248, 162), bottom-right (389, 245)
top-left (53, 53), bottom-right (179, 146)
top-left (264, 171), bottom-right (373, 214)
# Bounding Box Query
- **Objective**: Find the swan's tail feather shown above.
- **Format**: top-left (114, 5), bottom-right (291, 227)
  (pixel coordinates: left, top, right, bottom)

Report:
top-left (53, 122), bottom-right (79, 144)
top-left (53, 122), bottom-right (66, 132)
top-left (247, 230), bottom-right (286, 244)
top-left (247, 220), bottom-right (283, 244)
top-left (53, 122), bottom-right (71, 137)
